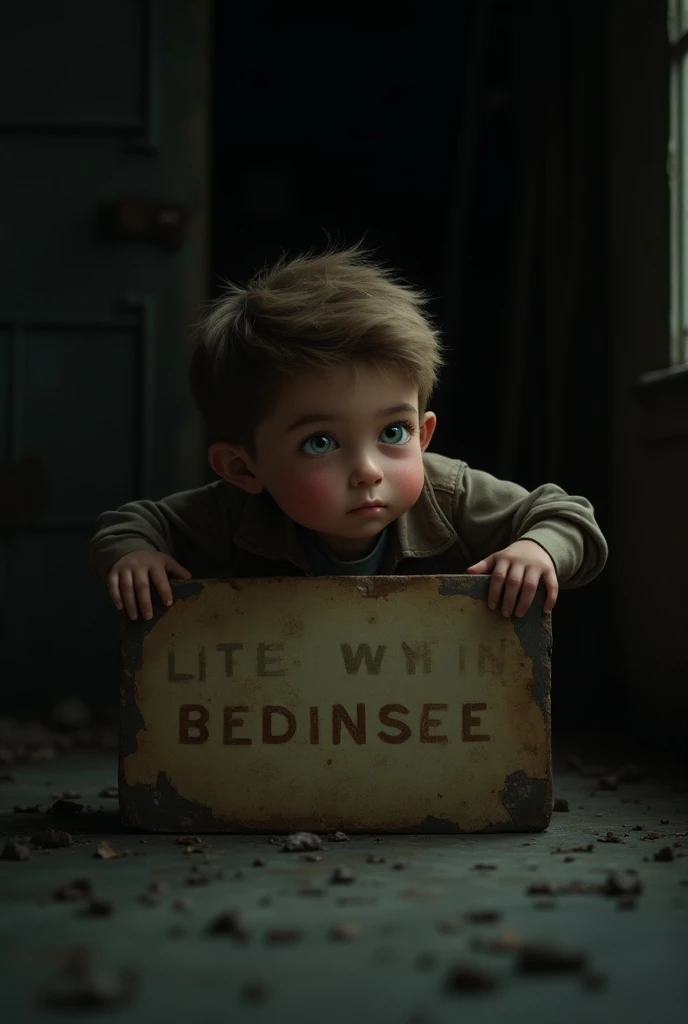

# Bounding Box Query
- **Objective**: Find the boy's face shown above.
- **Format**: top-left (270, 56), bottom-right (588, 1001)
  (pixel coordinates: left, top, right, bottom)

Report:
top-left (209, 364), bottom-right (436, 559)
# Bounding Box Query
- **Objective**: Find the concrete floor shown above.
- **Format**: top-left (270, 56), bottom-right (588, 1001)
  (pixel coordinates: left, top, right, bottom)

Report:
top-left (1, 732), bottom-right (687, 1024)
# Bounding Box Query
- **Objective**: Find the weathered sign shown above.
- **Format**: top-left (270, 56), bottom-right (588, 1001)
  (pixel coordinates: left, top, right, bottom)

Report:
top-left (120, 575), bottom-right (552, 833)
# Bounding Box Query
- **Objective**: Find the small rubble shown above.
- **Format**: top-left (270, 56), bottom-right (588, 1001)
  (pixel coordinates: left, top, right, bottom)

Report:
top-left (444, 964), bottom-right (501, 992)
top-left (517, 942), bottom-right (588, 973)
top-left (654, 846), bottom-right (676, 862)
top-left (465, 909), bottom-right (502, 924)
top-left (93, 840), bottom-right (117, 860)
top-left (52, 879), bottom-right (93, 902)
top-left (1, 839), bottom-right (31, 861)
top-left (598, 831), bottom-right (623, 843)
top-left (49, 799), bottom-right (84, 815)
top-left (526, 870), bottom-right (644, 898)
top-left (281, 832), bottom-right (322, 853)
top-left (31, 829), bottom-right (72, 849)
top-left (330, 865), bottom-right (355, 884)
top-left (206, 910), bottom-right (250, 941)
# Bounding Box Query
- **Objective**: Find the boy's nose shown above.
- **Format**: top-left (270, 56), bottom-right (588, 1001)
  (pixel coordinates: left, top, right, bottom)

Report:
top-left (349, 454), bottom-right (383, 486)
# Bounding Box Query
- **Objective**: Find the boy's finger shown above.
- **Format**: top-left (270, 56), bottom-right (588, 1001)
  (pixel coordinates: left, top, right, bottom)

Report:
top-left (514, 568), bottom-right (541, 617)
top-left (133, 568), bottom-right (153, 620)
top-left (548, 573), bottom-right (559, 612)
top-left (500, 566), bottom-right (525, 617)
top-left (487, 558), bottom-right (511, 609)
top-left (150, 570), bottom-right (173, 608)
top-left (107, 573), bottom-right (123, 611)
top-left (119, 569), bottom-right (138, 620)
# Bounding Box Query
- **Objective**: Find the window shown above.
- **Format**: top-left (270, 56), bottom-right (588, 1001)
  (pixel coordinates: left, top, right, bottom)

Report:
top-left (668, 1), bottom-right (688, 365)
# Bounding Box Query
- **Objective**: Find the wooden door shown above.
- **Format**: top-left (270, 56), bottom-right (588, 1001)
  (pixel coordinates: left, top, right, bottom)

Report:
top-left (0, 0), bottom-right (209, 716)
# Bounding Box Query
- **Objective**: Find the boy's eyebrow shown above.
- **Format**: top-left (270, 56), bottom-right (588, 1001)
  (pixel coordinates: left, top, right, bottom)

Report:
top-left (286, 403), bottom-right (418, 433)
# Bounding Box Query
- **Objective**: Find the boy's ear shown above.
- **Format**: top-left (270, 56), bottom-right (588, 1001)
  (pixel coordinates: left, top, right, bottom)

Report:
top-left (419, 411), bottom-right (437, 453)
top-left (207, 443), bottom-right (264, 494)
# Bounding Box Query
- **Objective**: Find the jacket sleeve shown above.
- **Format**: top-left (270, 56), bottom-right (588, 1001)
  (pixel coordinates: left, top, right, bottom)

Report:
top-left (452, 464), bottom-right (609, 588)
top-left (88, 483), bottom-right (234, 588)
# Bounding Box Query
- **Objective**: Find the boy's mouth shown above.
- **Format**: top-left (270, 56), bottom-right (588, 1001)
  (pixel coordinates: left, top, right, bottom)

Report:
top-left (348, 500), bottom-right (386, 513)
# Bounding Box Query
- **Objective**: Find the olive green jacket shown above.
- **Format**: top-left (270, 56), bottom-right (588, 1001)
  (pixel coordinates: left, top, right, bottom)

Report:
top-left (88, 452), bottom-right (608, 588)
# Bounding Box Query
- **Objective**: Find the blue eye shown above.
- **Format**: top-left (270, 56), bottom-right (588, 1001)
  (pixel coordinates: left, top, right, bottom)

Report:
top-left (379, 422), bottom-right (412, 444)
top-left (298, 420), bottom-right (416, 457)
top-left (301, 434), bottom-right (337, 456)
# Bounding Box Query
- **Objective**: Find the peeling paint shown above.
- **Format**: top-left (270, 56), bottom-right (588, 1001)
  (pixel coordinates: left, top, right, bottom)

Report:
top-left (355, 575), bottom-right (408, 599)
top-left (123, 771), bottom-right (222, 832)
top-left (119, 617), bottom-right (147, 758)
top-left (438, 576), bottom-right (486, 598)
top-left (500, 769), bottom-right (552, 830)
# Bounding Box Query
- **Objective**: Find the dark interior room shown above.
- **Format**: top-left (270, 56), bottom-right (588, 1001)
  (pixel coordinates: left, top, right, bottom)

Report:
top-left (0, 1), bottom-right (686, 1020)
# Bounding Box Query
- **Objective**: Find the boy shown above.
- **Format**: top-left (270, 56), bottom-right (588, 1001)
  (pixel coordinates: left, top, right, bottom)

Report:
top-left (89, 245), bottom-right (608, 621)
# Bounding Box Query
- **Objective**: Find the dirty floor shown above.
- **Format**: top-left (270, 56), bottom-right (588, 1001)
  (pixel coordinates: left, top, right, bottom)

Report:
top-left (1, 729), bottom-right (687, 1024)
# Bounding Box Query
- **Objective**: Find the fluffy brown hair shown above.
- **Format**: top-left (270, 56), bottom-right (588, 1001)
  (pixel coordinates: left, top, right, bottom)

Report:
top-left (188, 242), bottom-right (445, 458)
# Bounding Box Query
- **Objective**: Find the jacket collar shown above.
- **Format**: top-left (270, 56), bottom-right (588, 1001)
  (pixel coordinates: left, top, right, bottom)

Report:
top-left (232, 474), bottom-right (457, 574)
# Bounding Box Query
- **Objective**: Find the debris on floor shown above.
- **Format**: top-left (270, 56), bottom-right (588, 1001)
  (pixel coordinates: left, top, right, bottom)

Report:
top-left (0, 722), bottom-right (686, 1019)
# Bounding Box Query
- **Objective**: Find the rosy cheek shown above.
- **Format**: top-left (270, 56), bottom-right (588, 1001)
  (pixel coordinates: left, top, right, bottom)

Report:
top-left (277, 465), bottom-right (340, 523)
top-left (390, 461), bottom-right (425, 507)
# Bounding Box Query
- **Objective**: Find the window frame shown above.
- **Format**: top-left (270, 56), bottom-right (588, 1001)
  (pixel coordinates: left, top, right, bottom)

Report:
top-left (668, 0), bottom-right (688, 366)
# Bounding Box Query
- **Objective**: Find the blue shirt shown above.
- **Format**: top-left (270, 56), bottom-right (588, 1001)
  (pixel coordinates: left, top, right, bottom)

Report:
top-left (295, 522), bottom-right (390, 576)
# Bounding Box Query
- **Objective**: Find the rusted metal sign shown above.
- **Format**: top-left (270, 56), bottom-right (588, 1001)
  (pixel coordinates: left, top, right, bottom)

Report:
top-left (120, 576), bottom-right (552, 834)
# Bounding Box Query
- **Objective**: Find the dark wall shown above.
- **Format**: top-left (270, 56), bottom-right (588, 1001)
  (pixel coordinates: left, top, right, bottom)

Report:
top-left (211, 4), bottom-right (472, 451)
top-left (211, 4), bottom-right (519, 469)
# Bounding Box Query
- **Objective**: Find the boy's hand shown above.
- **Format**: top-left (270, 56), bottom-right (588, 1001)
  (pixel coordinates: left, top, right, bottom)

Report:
top-left (107, 550), bottom-right (192, 621)
top-left (466, 539), bottom-right (558, 617)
